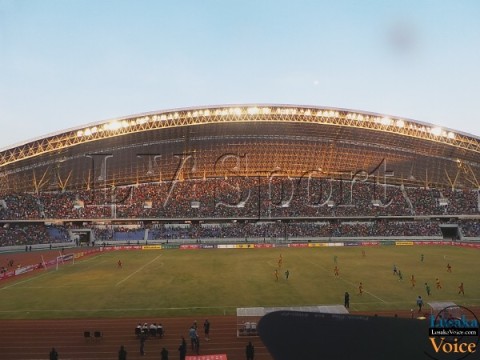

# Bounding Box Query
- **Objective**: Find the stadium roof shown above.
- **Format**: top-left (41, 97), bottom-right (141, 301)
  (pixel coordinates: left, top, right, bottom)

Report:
top-left (1, 104), bottom-right (480, 193)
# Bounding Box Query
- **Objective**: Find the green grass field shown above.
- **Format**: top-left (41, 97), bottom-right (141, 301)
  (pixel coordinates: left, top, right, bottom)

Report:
top-left (1, 245), bottom-right (479, 319)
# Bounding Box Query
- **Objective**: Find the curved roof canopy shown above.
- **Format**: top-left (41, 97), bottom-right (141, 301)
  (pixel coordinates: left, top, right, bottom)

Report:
top-left (1, 104), bottom-right (479, 193)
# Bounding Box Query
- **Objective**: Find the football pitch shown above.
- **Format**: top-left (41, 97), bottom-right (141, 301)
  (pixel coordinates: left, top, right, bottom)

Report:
top-left (1, 245), bottom-right (479, 320)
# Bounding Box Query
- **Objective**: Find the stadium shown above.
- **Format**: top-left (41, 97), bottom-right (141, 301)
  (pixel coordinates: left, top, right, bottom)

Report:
top-left (1, 104), bottom-right (480, 360)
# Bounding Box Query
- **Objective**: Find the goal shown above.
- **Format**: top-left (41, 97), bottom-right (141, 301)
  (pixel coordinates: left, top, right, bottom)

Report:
top-left (56, 253), bottom-right (75, 270)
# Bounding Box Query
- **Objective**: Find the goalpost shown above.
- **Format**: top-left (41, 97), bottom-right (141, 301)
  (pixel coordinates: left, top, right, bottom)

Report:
top-left (56, 253), bottom-right (75, 270)
top-left (40, 255), bottom-right (48, 271)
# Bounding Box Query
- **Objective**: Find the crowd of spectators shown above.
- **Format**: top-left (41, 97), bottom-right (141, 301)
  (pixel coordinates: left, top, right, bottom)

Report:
top-left (458, 220), bottom-right (480, 237)
top-left (2, 217), bottom-right (480, 248)
top-left (0, 178), bottom-right (478, 220)
top-left (0, 178), bottom-right (478, 247)
top-left (87, 219), bottom-right (443, 243)
top-left (0, 224), bottom-right (68, 247)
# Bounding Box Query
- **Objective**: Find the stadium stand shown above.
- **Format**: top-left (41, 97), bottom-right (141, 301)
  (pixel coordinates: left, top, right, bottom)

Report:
top-left (0, 105), bottom-right (479, 248)
top-left (2, 177), bottom-right (480, 247)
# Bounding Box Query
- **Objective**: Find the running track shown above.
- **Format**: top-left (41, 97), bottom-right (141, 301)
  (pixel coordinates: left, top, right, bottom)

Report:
top-left (0, 316), bottom-right (271, 360)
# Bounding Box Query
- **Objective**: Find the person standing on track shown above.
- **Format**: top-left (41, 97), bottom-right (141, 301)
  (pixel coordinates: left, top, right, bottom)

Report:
top-left (178, 337), bottom-right (187, 360)
top-left (140, 333), bottom-right (147, 356)
top-left (161, 347), bottom-right (168, 360)
top-left (194, 333), bottom-right (200, 355)
top-left (49, 347), bottom-right (59, 360)
top-left (118, 345), bottom-right (127, 360)
top-left (246, 341), bottom-right (255, 360)
top-left (189, 325), bottom-right (197, 351)
top-left (204, 319), bottom-right (210, 341)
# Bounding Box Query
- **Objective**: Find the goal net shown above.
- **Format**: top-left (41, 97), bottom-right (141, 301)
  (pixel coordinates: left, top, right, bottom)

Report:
top-left (56, 253), bottom-right (75, 270)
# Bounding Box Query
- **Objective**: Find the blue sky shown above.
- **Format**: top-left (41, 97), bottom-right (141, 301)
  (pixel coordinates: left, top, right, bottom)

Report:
top-left (1, 0), bottom-right (479, 150)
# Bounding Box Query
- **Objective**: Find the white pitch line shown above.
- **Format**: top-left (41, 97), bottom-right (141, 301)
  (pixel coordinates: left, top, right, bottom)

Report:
top-left (302, 256), bottom-right (387, 303)
top-left (1, 299), bottom-right (479, 315)
top-left (116, 254), bottom-right (162, 286)
top-left (360, 289), bottom-right (387, 303)
top-left (333, 273), bottom-right (387, 303)
top-left (0, 271), bottom-right (52, 290)
top-left (0, 305), bottom-right (240, 314)
top-left (1, 253), bottom-right (113, 290)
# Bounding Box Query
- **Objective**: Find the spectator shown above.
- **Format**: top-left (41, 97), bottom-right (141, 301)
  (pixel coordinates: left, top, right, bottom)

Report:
top-left (204, 319), bottom-right (210, 341)
top-left (49, 347), bottom-right (59, 360)
top-left (246, 341), bottom-right (255, 360)
top-left (118, 345), bottom-right (127, 360)
top-left (178, 337), bottom-right (187, 360)
top-left (161, 347), bottom-right (168, 360)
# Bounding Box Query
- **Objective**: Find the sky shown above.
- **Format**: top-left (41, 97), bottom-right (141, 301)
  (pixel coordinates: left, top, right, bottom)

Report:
top-left (1, 0), bottom-right (480, 150)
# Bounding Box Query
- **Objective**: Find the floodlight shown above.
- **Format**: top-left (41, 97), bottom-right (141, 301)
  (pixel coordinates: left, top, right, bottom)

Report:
top-left (430, 127), bottom-right (442, 136)
top-left (381, 117), bottom-right (392, 126)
